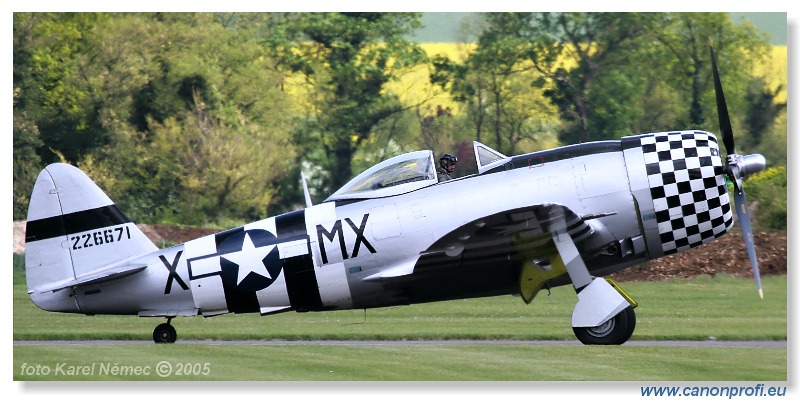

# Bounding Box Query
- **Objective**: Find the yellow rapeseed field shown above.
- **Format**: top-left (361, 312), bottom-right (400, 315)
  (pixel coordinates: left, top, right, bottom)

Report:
top-left (285, 43), bottom-right (787, 120)
top-left (755, 46), bottom-right (787, 104)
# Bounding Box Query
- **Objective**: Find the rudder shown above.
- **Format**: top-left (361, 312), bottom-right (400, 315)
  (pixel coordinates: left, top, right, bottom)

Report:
top-left (25, 163), bottom-right (157, 311)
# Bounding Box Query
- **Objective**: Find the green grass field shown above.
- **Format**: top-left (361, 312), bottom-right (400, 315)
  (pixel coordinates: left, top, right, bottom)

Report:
top-left (12, 254), bottom-right (788, 381)
top-left (14, 343), bottom-right (787, 381)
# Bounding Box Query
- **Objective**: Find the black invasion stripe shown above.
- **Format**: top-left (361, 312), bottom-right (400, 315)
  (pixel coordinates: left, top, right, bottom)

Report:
top-left (276, 210), bottom-right (322, 311)
top-left (220, 261), bottom-right (260, 314)
top-left (25, 205), bottom-right (130, 243)
top-left (212, 227), bottom-right (258, 314)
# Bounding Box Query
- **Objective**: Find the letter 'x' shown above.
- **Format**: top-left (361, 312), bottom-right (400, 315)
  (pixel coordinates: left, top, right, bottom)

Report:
top-left (160, 251), bottom-right (189, 294)
top-left (345, 215), bottom-right (376, 257)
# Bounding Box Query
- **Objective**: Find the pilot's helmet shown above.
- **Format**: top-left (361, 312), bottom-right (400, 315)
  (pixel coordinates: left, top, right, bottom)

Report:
top-left (440, 153), bottom-right (458, 172)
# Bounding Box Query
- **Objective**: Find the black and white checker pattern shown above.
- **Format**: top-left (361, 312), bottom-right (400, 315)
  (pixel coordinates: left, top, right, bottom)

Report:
top-left (640, 131), bottom-right (733, 255)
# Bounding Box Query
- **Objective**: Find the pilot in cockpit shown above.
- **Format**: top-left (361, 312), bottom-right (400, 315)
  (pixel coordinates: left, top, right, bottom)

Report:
top-left (437, 153), bottom-right (458, 182)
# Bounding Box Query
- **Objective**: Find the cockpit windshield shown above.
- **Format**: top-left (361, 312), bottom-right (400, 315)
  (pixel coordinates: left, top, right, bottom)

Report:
top-left (325, 150), bottom-right (437, 201)
top-left (473, 141), bottom-right (509, 174)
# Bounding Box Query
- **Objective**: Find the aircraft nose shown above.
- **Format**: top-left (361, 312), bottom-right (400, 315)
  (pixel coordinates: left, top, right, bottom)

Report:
top-left (637, 131), bottom-right (733, 256)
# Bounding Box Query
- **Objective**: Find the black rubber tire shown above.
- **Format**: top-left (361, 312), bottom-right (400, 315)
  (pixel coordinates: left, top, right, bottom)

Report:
top-left (153, 323), bottom-right (177, 344)
top-left (573, 305), bottom-right (636, 345)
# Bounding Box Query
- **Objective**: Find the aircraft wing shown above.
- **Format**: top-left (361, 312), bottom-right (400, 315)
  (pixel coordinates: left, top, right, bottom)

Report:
top-left (413, 203), bottom-right (601, 276)
top-left (363, 203), bottom-right (614, 305)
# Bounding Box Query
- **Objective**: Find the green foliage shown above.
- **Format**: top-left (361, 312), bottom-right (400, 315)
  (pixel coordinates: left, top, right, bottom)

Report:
top-left (431, 13), bottom-right (561, 155)
top-left (416, 106), bottom-right (465, 156)
top-left (13, 13), bottom-right (111, 163)
top-left (12, 104), bottom-right (43, 220)
top-left (583, 66), bottom-right (648, 139)
top-left (528, 13), bottom-right (664, 144)
top-left (268, 13), bottom-right (428, 192)
top-left (434, 12), bottom-right (775, 148)
top-left (12, 12), bottom-right (786, 226)
top-left (753, 112), bottom-right (787, 167)
top-left (13, 253), bottom-right (26, 284)
top-left (743, 166), bottom-right (787, 230)
top-left (14, 13), bottom-right (296, 225)
top-left (744, 76), bottom-right (786, 149)
top-left (655, 12), bottom-right (769, 131)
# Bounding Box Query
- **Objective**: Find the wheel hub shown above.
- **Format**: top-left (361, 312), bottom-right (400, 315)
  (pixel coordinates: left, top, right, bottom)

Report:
top-left (585, 317), bottom-right (615, 338)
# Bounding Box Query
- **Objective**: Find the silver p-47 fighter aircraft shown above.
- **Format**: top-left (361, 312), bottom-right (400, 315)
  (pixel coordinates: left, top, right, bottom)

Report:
top-left (24, 47), bottom-right (767, 344)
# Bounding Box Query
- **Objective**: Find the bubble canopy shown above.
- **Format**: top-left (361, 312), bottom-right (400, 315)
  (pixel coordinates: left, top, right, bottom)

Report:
top-left (325, 150), bottom-right (437, 202)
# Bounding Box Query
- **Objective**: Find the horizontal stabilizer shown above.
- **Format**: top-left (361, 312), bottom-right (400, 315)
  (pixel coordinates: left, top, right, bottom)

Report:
top-left (35, 264), bottom-right (147, 293)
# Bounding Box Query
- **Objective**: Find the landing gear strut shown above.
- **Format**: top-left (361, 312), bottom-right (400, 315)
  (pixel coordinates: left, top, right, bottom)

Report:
top-left (153, 317), bottom-right (177, 344)
top-left (547, 209), bottom-right (636, 345)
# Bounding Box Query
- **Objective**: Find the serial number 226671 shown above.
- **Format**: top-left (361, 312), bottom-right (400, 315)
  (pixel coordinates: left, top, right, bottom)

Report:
top-left (70, 225), bottom-right (131, 250)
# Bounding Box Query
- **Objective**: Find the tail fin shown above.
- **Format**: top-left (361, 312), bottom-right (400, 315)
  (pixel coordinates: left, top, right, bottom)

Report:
top-left (25, 163), bottom-right (157, 311)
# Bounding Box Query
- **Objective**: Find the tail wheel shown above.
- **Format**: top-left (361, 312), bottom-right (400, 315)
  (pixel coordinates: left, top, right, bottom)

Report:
top-left (153, 322), bottom-right (177, 344)
top-left (573, 305), bottom-right (636, 345)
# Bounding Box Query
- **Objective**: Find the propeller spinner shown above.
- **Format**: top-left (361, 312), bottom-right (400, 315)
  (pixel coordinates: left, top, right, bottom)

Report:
top-left (710, 44), bottom-right (767, 298)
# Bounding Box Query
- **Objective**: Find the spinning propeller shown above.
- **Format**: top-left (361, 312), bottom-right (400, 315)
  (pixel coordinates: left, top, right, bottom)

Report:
top-left (709, 43), bottom-right (767, 299)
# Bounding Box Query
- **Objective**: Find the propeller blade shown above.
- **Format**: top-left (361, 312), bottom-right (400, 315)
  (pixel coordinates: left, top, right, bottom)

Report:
top-left (733, 187), bottom-right (763, 299)
top-left (710, 43), bottom-right (766, 298)
top-left (710, 45), bottom-right (737, 156)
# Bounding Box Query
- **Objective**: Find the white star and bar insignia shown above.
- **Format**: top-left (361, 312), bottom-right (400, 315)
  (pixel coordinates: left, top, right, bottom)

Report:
top-left (221, 232), bottom-right (275, 285)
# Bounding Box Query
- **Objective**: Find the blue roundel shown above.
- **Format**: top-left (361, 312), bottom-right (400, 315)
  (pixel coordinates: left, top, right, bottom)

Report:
top-left (218, 229), bottom-right (282, 292)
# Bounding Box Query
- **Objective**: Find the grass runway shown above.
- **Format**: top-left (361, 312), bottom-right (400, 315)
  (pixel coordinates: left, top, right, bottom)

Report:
top-left (13, 255), bottom-right (788, 381)
top-left (15, 343), bottom-right (786, 381)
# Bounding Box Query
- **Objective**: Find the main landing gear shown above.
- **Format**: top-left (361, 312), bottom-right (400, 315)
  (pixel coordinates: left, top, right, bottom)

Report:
top-left (153, 317), bottom-right (177, 343)
top-left (573, 305), bottom-right (636, 345)
top-left (548, 211), bottom-right (637, 345)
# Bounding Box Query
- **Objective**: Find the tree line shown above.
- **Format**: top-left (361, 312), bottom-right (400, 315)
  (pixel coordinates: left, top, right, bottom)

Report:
top-left (13, 12), bottom-right (786, 227)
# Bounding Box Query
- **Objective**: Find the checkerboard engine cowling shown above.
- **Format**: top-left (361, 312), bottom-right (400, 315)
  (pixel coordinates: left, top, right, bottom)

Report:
top-left (640, 131), bottom-right (733, 255)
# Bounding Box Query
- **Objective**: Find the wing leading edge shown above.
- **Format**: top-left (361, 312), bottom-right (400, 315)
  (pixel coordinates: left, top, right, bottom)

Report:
top-left (416, 203), bottom-right (598, 271)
